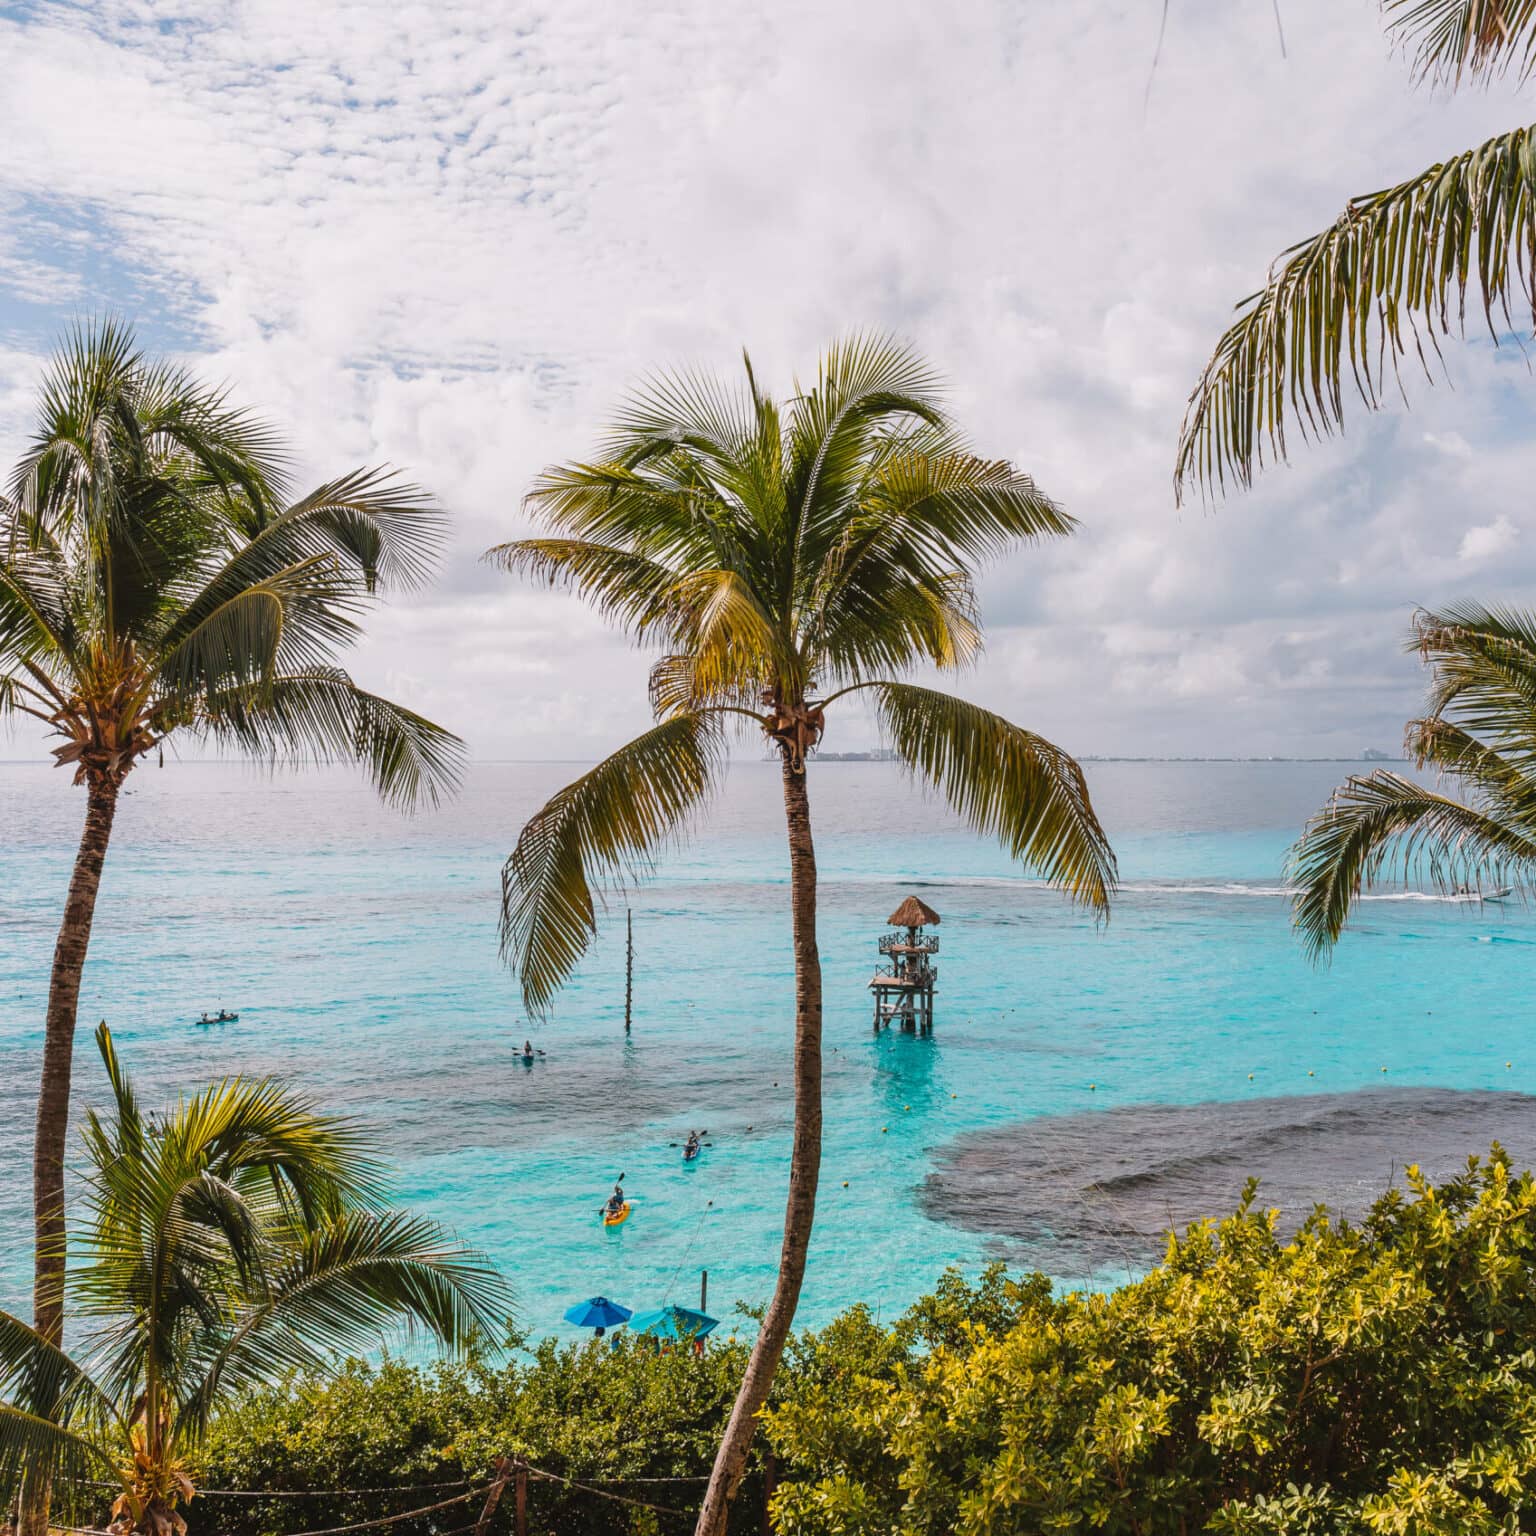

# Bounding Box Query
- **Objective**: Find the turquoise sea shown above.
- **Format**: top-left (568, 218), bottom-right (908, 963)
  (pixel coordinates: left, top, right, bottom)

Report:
top-left (2, 759), bottom-right (1532, 1338)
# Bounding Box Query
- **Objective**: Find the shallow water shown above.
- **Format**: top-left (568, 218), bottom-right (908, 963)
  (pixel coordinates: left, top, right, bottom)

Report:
top-left (2, 758), bottom-right (1532, 1335)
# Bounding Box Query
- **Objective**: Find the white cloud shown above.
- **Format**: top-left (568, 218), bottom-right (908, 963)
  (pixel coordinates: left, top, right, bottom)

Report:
top-left (1459, 515), bottom-right (1519, 566)
top-left (1, 0), bottom-right (1534, 759)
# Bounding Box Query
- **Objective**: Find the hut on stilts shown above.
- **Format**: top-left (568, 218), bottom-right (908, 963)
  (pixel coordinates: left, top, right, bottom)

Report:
top-left (869, 895), bottom-right (940, 1032)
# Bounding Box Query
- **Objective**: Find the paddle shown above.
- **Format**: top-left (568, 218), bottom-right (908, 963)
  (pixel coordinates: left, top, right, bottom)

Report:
top-left (597, 1173), bottom-right (627, 1216)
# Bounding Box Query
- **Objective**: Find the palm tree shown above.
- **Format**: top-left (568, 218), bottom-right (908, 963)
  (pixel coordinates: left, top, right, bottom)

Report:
top-left (0, 1022), bottom-right (508, 1536)
top-left (489, 336), bottom-right (1118, 1536)
top-left (0, 320), bottom-right (462, 1380)
top-left (1176, 0), bottom-right (1536, 499)
top-left (1291, 604), bottom-right (1536, 954)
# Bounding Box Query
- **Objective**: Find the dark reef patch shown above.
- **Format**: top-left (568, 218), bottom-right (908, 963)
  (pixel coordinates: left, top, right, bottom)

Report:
top-left (922, 1088), bottom-right (1536, 1279)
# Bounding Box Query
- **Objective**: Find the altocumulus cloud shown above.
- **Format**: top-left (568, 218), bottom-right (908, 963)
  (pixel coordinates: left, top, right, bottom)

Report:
top-left (1, 0), bottom-right (1535, 761)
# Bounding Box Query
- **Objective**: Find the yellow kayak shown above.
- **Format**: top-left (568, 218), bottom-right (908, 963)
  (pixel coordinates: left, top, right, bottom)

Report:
top-left (603, 1201), bottom-right (631, 1228)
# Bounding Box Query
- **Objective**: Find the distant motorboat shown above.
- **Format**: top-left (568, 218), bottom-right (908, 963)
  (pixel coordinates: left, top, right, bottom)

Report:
top-left (1483, 887), bottom-right (1514, 903)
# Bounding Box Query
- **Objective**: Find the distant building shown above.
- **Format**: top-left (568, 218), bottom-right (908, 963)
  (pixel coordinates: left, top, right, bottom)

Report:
top-left (1360, 748), bottom-right (1394, 761)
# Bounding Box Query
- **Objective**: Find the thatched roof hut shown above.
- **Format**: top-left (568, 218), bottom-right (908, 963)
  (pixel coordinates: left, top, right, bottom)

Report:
top-left (887, 895), bottom-right (940, 929)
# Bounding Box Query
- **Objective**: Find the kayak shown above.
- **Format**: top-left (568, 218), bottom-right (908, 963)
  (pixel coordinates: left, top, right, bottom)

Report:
top-left (195, 1013), bottom-right (239, 1025)
top-left (683, 1144), bottom-right (700, 1162)
top-left (603, 1202), bottom-right (631, 1228)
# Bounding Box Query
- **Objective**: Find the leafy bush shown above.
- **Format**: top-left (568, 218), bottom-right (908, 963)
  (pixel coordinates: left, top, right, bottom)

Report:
top-left (765, 1151), bottom-right (1536, 1535)
top-left (191, 1151), bottom-right (1536, 1535)
top-left (195, 1327), bottom-right (759, 1536)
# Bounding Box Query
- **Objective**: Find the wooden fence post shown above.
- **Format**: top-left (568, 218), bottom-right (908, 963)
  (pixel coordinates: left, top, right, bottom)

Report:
top-left (474, 1457), bottom-right (512, 1536)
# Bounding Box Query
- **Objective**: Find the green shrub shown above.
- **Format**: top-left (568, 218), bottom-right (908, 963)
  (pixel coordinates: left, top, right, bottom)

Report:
top-left (195, 1326), bottom-right (762, 1536)
top-left (764, 1151), bottom-right (1536, 1534)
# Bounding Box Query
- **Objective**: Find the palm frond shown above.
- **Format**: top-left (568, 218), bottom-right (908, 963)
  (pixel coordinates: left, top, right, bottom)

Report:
top-left (0, 1403), bottom-right (117, 1497)
top-left (857, 442), bottom-right (1075, 565)
top-left (788, 334), bottom-right (947, 556)
top-left (199, 667), bottom-right (464, 810)
top-left (1413, 603), bottom-right (1536, 762)
top-left (811, 564), bottom-right (983, 686)
top-left (1288, 770), bottom-right (1536, 958)
top-left (152, 556), bottom-right (360, 704)
top-left (501, 714), bottom-right (726, 1013)
top-left (0, 1311), bottom-right (119, 1494)
top-left (0, 543), bottom-right (75, 672)
top-left (270, 470), bottom-right (442, 593)
top-left (1175, 121), bottom-right (1536, 500)
top-left (1385, 0), bottom-right (1536, 83)
top-left (485, 538), bottom-right (683, 639)
top-left (523, 460), bottom-right (736, 572)
top-left (179, 1210), bottom-right (508, 1437)
top-left (667, 568), bottom-right (791, 705)
top-left (12, 317), bottom-right (286, 538)
top-left (867, 682), bottom-right (1116, 914)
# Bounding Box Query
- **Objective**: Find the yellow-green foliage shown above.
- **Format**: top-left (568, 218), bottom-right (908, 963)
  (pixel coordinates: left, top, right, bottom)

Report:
top-left (765, 1151), bottom-right (1536, 1535)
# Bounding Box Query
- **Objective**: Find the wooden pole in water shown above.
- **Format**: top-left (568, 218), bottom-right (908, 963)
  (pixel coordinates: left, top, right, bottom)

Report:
top-left (701, 1268), bottom-right (708, 1312)
top-left (624, 908), bottom-right (633, 1033)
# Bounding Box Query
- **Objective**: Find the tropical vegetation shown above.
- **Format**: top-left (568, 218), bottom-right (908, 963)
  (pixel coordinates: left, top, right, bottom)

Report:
top-left (0, 319), bottom-right (462, 1408)
top-left (87, 1150), bottom-right (1536, 1536)
top-left (489, 334), bottom-right (1118, 1535)
top-left (0, 1023), bottom-right (506, 1536)
top-left (1176, 0), bottom-right (1536, 500)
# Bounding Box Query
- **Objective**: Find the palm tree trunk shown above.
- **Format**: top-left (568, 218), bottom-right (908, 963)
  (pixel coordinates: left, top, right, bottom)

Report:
top-left (695, 752), bottom-right (822, 1536)
top-left (20, 776), bottom-right (120, 1536)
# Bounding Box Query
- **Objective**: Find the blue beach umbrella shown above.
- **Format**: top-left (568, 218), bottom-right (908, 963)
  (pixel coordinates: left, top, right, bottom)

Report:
top-left (627, 1304), bottom-right (718, 1340)
top-left (564, 1296), bottom-right (633, 1330)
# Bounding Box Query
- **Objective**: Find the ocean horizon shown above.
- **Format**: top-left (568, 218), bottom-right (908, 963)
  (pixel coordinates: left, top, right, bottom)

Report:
top-left (4, 757), bottom-right (1531, 1339)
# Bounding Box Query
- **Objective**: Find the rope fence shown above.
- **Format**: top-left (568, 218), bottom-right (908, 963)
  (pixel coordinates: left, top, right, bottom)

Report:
top-left (51, 1452), bottom-right (763, 1536)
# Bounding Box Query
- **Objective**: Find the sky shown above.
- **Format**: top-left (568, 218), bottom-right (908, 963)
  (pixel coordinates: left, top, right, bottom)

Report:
top-left (2, 0), bottom-right (1534, 762)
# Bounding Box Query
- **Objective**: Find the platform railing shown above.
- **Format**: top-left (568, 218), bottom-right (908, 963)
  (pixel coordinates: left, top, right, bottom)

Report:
top-left (878, 931), bottom-right (939, 955)
top-left (870, 964), bottom-right (938, 986)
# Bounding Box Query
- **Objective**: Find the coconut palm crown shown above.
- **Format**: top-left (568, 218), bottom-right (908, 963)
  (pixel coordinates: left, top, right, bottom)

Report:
top-left (493, 336), bottom-right (1116, 1010)
top-left (490, 336), bottom-right (1116, 1536)
top-left (0, 1023), bottom-right (507, 1536)
top-left (1176, 0), bottom-right (1536, 499)
top-left (1290, 605), bottom-right (1536, 956)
